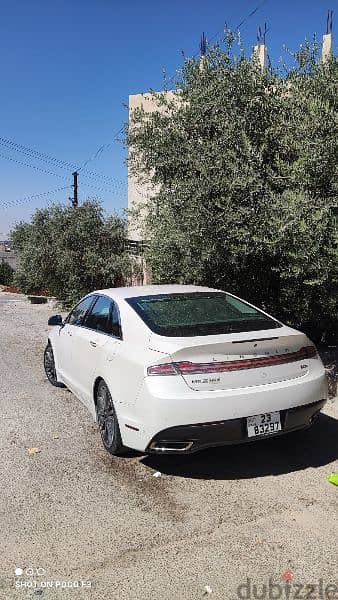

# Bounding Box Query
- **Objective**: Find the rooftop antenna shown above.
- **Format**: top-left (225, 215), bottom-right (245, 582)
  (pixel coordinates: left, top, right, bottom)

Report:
top-left (326, 9), bottom-right (333, 34)
top-left (200, 32), bottom-right (207, 56)
top-left (253, 23), bottom-right (268, 70)
top-left (199, 32), bottom-right (208, 72)
top-left (256, 22), bottom-right (268, 45)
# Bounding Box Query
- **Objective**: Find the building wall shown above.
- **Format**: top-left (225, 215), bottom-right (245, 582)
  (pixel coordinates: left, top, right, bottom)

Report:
top-left (0, 251), bottom-right (17, 270)
top-left (128, 91), bottom-right (176, 242)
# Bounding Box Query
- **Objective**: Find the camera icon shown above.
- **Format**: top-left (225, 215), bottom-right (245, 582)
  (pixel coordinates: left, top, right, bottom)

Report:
top-left (15, 567), bottom-right (46, 577)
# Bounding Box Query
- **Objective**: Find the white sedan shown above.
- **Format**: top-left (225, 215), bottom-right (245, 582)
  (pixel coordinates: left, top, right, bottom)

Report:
top-left (44, 285), bottom-right (328, 455)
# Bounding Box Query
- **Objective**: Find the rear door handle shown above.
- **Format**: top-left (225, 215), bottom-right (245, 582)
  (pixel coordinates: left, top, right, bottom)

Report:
top-left (90, 340), bottom-right (97, 348)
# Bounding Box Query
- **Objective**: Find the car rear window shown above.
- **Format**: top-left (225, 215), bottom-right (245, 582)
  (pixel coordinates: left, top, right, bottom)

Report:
top-left (126, 292), bottom-right (281, 337)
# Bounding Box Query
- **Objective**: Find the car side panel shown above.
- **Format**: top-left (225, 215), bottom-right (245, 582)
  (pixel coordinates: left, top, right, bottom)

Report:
top-left (48, 325), bottom-right (72, 385)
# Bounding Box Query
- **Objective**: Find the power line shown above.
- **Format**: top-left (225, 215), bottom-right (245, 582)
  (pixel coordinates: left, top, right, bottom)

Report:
top-left (0, 152), bottom-right (126, 200)
top-left (0, 186), bottom-right (71, 210)
top-left (74, 3), bottom-right (270, 198)
top-left (0, 141), bottom-right (128, 195)
top-left (235, 0), bottom-right (268, 31)
top-left (1, 1), bottom-right (268, 186)
top-left (0, 153), bottom-right (70, 180)
top-left (0, 179), bottom-right (125, 211)
top-left (80, 181), bottom-right (127, 197)
top-left (0, 138), bottom-right (76, 174)
top-left (206, 0), bottom-right (268, 46)
top-left (0, 135), bottom-right (126, 187)
top-left (0, 3), bottom-right (268, 215)
top-left (0, 136), bottom-right (74, 169)
top-left (76, 126), bottom-right (125, 172)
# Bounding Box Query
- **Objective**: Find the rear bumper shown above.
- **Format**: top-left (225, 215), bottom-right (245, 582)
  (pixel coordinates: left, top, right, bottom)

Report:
top-left (146, 399), bottom-right (326, 454)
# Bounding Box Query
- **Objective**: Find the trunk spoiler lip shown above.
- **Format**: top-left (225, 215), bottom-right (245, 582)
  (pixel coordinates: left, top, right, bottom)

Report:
top-left (147, 327), bottom-right (303, 353)
top-left (232, 336), bottom-right (280, 344)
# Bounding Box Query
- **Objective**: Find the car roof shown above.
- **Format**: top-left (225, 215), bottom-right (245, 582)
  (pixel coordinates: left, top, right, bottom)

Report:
top-left (92, 284), bottom-right (221, 300)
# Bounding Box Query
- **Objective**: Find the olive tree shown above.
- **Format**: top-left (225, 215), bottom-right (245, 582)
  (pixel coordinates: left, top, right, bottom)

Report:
top-left (128, 33), bottom-right (338, 340)
top-left (0, 260), bottom-right (14, 285)
top-left (11, 201), bottom-right (133, 306)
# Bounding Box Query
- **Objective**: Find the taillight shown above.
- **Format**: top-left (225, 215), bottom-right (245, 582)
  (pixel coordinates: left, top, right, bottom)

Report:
top-left (302, 345), bottom-right (317, 358)
top-left (147, 363), bottom-right (179, 376)
top-left (147, 346), bottom-right (317, 376)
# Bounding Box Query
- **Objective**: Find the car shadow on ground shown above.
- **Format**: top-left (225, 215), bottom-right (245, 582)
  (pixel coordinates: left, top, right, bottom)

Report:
top-left (140, 413), bottom-right (338, 480)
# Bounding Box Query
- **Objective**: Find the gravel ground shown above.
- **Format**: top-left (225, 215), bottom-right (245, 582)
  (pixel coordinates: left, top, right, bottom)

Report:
top-left (0, 292), bottom-right (337, 600)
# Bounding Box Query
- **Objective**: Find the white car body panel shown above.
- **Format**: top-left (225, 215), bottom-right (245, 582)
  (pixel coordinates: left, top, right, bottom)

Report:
top-left (148, 328), bottom-right (310, 390)
top-left (48, 284), bottom-right (328, 453)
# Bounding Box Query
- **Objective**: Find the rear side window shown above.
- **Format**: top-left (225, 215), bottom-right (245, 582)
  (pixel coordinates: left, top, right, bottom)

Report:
top-left (111, 302), bottom-right (122, 339)
top-left (126, 292), bottom-right (281, 337)
top-left (67, 296), bottom-right (96, 326)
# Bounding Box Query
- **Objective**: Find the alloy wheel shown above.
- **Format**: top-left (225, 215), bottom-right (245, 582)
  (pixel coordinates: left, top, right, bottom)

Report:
top-left (97, 384), bottom-right (116, 448)
top-left (44, 344), bottom-right (57, 384)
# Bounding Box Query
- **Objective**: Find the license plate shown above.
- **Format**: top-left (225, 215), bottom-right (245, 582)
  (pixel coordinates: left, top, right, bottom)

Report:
top-left (247, 411), bottom-right (281, 438)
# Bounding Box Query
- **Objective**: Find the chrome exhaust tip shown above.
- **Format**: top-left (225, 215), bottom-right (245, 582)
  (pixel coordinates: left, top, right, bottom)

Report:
top-left (149, 441), bottom-right (194, 452)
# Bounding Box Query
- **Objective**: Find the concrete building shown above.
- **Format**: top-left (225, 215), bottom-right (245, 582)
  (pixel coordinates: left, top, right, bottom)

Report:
top-left (0, 251), bottom-right (17, 271)
top-left (0, 240), bottom-right (16, 271)
top-left (127, 91), bottom-right (178, 284)
top-left (128, 90), bottom-right (177, 243)
top-left (322, 10), bottom-right (333, 63)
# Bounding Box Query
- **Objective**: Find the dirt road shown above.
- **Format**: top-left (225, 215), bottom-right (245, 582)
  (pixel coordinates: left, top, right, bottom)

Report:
top-left (0, 292), bottom-right (337, 599)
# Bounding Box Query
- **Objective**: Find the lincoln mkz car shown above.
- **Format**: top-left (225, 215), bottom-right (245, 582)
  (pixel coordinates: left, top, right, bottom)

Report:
top-left (44, 285), bottom-right (328, 455)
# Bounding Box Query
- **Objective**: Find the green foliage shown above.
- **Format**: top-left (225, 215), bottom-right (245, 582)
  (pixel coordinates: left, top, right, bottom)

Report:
top-left (11, 201), bottom-right (133, 306)
top-left (128, 34), bottom-right (338, 339)
top-left (0, 260), bottom-right (14, 285)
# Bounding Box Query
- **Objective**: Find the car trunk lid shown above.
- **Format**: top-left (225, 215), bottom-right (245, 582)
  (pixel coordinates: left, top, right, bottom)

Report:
top-left (148, 328), bottom-right (315, 391)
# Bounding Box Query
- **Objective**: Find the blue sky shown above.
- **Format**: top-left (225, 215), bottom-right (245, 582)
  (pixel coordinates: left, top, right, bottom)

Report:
top-left (0, 0), bottom-right (334, 236)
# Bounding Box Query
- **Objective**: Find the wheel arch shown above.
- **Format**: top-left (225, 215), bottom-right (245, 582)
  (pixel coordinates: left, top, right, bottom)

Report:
top-left (93, 376), bottom-right (104, 407)
top-left (44, 338), bottom-right (66, 388)
top-left (93, 376), bottom-right (124, 425)
top-left (46, 336), bottom-right (58, 368)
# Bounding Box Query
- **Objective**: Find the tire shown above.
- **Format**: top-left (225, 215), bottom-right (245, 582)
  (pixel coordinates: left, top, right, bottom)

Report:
top-left (95, 380), bottom-right (127, 456)
top-left (44, 342), bottom-right (66, 388)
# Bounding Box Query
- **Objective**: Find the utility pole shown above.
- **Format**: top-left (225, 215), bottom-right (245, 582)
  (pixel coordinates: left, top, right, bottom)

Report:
top-left (72, 171), bottom-right (78, 207)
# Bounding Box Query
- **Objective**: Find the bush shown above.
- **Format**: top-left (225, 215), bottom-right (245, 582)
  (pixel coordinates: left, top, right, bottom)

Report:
top-left (0, 260), bottom-right (14, 286)
top-left (11, 201), bottom-right (133, 306)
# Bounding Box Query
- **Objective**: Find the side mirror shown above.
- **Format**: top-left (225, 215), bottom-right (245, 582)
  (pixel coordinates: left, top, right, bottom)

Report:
top-left (48, 315), bottom-right (63, 326)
